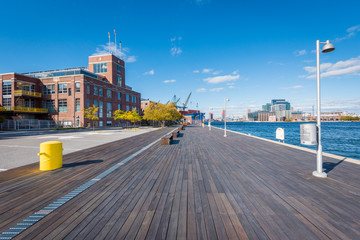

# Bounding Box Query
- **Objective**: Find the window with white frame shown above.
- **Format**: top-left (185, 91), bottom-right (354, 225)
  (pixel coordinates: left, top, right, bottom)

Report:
top-left (93, 63), bottom-right (107, 73)
top-left (107, 102), bottom-right (112, 117)
top-left (58, 99), bottom-right (67, 112)
top-left (58, 83), bottom-right (67, 94)
top-left (43, 84), bottom-right (55, 94)
top-left (75, 82), bottom-right (81, 92)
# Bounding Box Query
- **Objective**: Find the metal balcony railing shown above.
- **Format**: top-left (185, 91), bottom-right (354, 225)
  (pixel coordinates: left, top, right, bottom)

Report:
top-left (0, 106), bottom-right (48, 113)
top-left (14, 90), bottom-right (42, 98)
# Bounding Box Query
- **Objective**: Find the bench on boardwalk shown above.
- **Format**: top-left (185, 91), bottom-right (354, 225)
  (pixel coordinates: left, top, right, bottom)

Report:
top-left (161, 135), bottom-right (173, 145)
top-left (171, 129), bottom-right (179, 138)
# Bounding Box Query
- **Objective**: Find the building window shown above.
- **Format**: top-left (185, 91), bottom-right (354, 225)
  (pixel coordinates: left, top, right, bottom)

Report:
top-left (43, 100), bottom-right (55, 113)
top-left (126, 94), bottom-right (130, 102)
top-left (99, 101), bottom-right (103, 118)
top-left (107, 89), bottom-right (111, 98)
top-left (87, 83), bottom-right (90, 94)
top-left (107, 102), bottom-right (112, 117)
top-left (118, 92), bottom-right (121, 100)
top-left (117, 65), bottom-right (121, 73)
top-left (2, 97), bottom-right (11, 108)
top-left (94, 86), bottom-right (98, 96)
top-left (87, 99), bottom-right (90, 108)
top-left (58, 99), bottom-right (67, 112)
top-left (99, 86), bottom-right (103, 96)
top-left (118, 104), bottom-right (121, 110)
top-left (117, 75), bottom-right (122, 87)
top-left (93, 63), bottom-right (107, 73)
top-left (2, 81), bottom-right (11, 95)
top-left (68, 88), bottom-right (72, 96)
top-left (58, 83), bottom-right (67, 94)
top-left (76, 98), bottom-right (80, 112)
top-left (126, 105), bottom-right (130, 111)
top-left (63, 121), bottom-right (72, 126)
top-left (43, 84), bottom-right (55, 95)
top-left (75, 82), bottom-right (81, 92)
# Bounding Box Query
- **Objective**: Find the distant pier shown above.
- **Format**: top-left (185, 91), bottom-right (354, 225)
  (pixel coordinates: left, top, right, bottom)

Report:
top-left (0, 125), bottom-right (359, 239)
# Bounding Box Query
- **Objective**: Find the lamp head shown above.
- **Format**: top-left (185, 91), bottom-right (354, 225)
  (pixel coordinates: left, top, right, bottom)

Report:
top-left (322, 40), bottom-right (335, 53)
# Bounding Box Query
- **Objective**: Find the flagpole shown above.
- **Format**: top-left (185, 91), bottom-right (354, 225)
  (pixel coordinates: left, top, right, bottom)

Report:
top-left (114, 29), bottom-right (117, 53)
top-left (119, 41), bottom-right (122, 60)
top-left (108, 32), bottom-right (111, 54)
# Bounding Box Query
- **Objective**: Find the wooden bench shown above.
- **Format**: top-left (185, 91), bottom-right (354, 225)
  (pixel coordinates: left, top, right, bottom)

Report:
top-left (171, 129), bottom-right (179, 138)
top-left (161, 135), bottom-right (173, 145)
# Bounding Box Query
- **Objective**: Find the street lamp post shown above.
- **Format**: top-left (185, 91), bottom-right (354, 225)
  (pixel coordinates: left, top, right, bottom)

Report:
top-left (224, 98), bottom-right (229, 137)
top-left (209, 107), bottom-right (213, 131)
top-left (313, 40), bottom-right (335, 178)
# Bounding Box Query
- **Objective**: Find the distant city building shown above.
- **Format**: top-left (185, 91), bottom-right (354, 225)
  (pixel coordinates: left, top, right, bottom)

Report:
top-left (0, 54), bottom-right (141, 127)
top-left (262, 103), bottom-right (272, 112)
top-left (258, 111), bottom-right (275, 121)
top-left (249, 99), bottom-right (305, 122)
top-left (291, 111), bottom-right (304, 121)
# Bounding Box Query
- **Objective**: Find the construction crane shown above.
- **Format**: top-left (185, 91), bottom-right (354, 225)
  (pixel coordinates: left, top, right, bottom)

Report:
top-left (180, 92), bottom-right (192, 111)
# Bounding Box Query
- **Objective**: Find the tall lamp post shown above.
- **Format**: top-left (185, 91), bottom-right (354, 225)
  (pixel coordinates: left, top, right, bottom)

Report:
top-left (313, 40), bottom-right (335, 178)
top-left (208, 107), bottom-right (213, 131)
top-left (224, 98), bottom-right (229, 137)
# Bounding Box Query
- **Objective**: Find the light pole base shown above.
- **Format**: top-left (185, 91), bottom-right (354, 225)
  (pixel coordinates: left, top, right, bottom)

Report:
top-left (312, 171), bottom-right (327, 178)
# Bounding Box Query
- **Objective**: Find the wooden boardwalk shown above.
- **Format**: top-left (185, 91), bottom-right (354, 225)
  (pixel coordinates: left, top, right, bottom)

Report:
top-left (0, 125), bottom-right (359, 239)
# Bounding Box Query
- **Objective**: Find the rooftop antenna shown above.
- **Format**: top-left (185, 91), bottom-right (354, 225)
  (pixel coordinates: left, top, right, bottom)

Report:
top-left (119, 41), bottom-right (122, 60)
top-left (108, 32), bottom-right (111, 54)
top-left (114, 29), bottom-right (117, 53)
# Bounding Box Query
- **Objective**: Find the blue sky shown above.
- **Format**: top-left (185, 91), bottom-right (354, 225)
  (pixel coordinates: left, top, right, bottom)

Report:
top-left (1, 0), bottom-right (360, 117)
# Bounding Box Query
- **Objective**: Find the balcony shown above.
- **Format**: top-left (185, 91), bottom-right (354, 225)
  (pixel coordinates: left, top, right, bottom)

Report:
top-left (14, 90), bottom-right (42, 98)
top-left (0, 106), bottom-right (48, 113)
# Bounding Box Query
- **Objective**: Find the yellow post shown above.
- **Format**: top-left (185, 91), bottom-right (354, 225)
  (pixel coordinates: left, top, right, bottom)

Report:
top-left (38, 141), bottom-right (63, 171)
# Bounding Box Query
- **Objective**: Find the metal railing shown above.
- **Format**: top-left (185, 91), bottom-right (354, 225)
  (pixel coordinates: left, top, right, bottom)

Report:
top-left (14, 90), bottom-right (42, 98)
top-left (0, 119), bottom-right (59, 130)
top-left (0, 106), bottom-right (48, 113)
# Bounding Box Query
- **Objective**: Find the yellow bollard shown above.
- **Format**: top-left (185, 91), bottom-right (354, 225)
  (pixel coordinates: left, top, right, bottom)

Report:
top-left (38, 141), bottom-right (63, 171)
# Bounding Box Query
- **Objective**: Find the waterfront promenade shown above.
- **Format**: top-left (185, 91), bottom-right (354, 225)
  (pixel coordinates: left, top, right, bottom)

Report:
top-left (0, 125), bottom-right (359, 239)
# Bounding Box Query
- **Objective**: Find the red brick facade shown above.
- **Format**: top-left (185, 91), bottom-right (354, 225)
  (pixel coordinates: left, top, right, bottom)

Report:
top-left (0, 54), bottom-right (141, 127)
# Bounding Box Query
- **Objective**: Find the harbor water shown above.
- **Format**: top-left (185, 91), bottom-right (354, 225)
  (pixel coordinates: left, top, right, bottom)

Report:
top-left (209, 121), bottom-right (360, 161)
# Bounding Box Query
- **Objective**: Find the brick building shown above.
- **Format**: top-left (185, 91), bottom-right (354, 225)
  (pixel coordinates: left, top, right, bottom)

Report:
top-left (0, 54), bottom-right (141, 127)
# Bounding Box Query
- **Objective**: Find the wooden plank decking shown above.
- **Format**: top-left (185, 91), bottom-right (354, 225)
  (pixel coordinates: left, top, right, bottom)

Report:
top-left (0, 125), bottom-right (359, 239)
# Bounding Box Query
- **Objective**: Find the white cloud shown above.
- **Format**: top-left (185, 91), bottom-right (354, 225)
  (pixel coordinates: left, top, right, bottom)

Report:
top-left (203, 74), bottom-right (240, 84)
top-left (170, 47), bottom-right (182, 56)
top-left (170, 37), bottom-right (182, 56)
top-left (335, 25), bottom-right (360, 42)
top-left (303, 56), bottom-right (360, 79)
top-left (143, 69), bottom-right (155, 75)
top-left (126, 56), bottom-right (136, 63)
top-left (232, 70), bottom-right (239, 75)
top-left (196, 88), bottom-right (207, 92)
top-left (163, 79), bottom-right (176, 83)
top-left (294, 49), bottom-right (307, 56)
top-left (228, 86), bottom-right (235, 89)
top-left (92, 42), bottom-right (136, 63)
top-left (193, 70), bottom-right (200, 73)
top-left (202, 68), bottom-right (213, 73)
top-left (209, 88), bottom-right (224, 92)
top-left (212, 70), bottom-right (222, 75)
